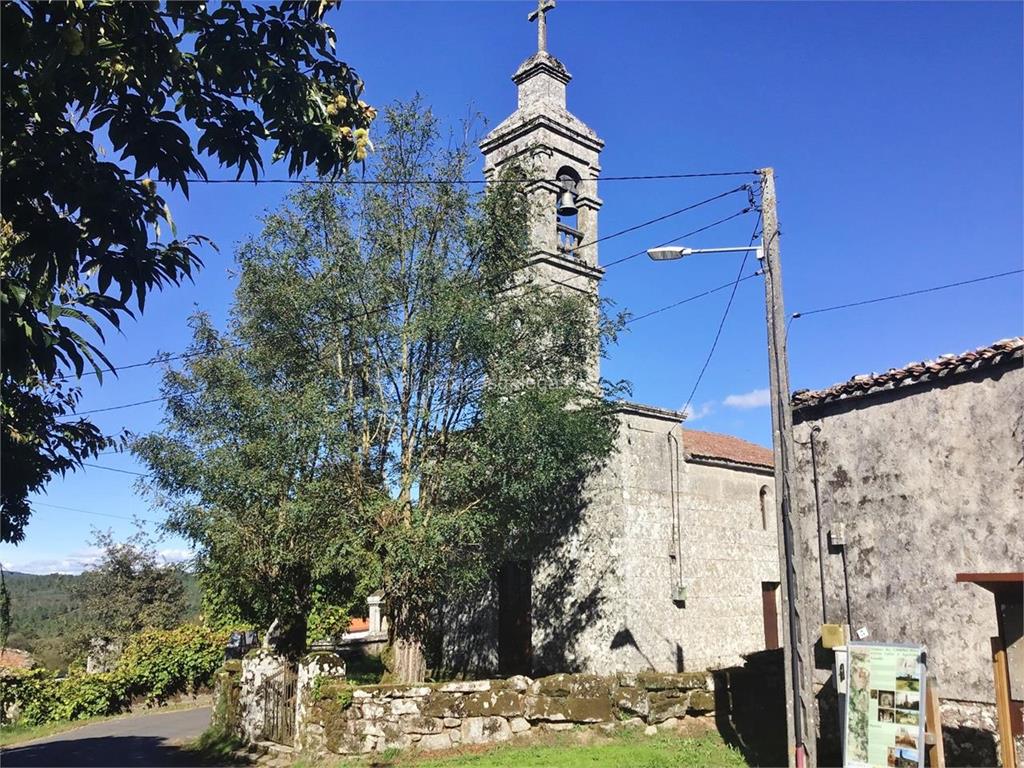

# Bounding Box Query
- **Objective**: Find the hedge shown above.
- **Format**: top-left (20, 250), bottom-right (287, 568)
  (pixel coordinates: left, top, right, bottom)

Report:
top-left (0, 624), bottom-right (229, 726)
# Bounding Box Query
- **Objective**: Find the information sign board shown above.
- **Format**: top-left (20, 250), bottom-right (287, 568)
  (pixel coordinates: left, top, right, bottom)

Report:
top-left (844, 642), bottom-right (927, 768)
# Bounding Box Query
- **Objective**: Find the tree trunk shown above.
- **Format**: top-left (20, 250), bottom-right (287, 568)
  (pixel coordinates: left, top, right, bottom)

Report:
top-left (390, 610), bottom-right (428, 683)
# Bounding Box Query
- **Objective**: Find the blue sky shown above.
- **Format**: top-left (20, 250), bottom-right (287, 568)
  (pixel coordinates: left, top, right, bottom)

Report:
top-left (5, 1), bottom-right (1021, 574)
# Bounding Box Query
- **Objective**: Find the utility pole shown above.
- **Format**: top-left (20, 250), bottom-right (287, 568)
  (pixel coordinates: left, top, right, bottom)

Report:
top-left (759, 167), bottom-right (816, 768)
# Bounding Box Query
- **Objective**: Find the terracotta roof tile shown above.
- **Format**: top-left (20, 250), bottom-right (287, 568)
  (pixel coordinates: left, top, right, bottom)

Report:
top-left (683, 428), bottom-right (774, 469)
top-left (792, 337), bottom-right (1023, 409)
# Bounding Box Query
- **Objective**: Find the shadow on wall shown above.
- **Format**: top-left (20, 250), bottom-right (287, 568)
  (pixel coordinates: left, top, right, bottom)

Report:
top-left (712, 648), bottom-right (788, 767)
top-left (438, 467), bottom-right (611, 679)
top-left (942, 726), bottom-right (998, 768)
top-left (529, 497), bottom-right (612, 676)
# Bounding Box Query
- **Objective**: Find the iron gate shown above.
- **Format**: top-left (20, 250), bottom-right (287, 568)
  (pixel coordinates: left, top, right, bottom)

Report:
top-left (263, 666), bottom-right (298, 745)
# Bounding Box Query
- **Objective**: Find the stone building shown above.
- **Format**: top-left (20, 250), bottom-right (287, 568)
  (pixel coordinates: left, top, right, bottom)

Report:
top-left (788, 337), bottom-right (1023, 763)
top-left (442, 5), bottom-right (781, 679)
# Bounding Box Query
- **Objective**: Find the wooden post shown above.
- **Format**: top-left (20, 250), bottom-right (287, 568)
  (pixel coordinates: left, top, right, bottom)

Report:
top-left (761, 167), bottom-right (816, 768)
top-left (994, 636), bottom-right (1018, 768)
top-left (925, 673), bottom-right (945, 768)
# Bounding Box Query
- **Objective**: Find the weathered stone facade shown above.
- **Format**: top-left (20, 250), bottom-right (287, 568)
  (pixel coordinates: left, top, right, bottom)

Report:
top-left (298, 671), bottom-right (715, 758)
top-left (442, 405), bottom-right (781, 677)
top-left (789, 338), bottom-right (1024, 763)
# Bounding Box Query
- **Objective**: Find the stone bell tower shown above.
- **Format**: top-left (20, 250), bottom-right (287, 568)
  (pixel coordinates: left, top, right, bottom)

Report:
top-left (480, 0), bottom-right (604, 304)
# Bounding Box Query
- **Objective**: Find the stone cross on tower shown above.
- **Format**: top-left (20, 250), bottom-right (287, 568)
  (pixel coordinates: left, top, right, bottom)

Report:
top-left (528, 0), bottom-right (555, 53)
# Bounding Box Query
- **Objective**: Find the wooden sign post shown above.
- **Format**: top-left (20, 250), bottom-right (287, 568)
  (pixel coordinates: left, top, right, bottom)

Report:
top-left (924, 673), bottom-right (945, 768)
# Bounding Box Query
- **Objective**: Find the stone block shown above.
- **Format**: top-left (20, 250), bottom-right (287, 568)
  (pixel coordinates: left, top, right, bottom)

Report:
top-left (505, 675), bottom-right (532, 691)
top-left (324, 721), bottom-right (378, 755)
top-left (417, 731), bottom-right (453, 751)
top-left (544, 722), bottom-right (575, 731)
top-left (440, 680), bottom-right (491, 693)
top-left (524, 694), bottom-right (613, 723)
top-left (443, 717), bottom-right (461, 728)
top-left (530, 673), bottom-right (609, 698)
top-left (637, 671), bottom-right (707, 691)
top-left (612, 684), bottom-right (649, 718)
top-left (390, 698), bottom-right (420, 716)
top-left (402, 686), bottom-right (433, 697)
top-left (687, 689), bottom-right (715, 713)
top-left (510, 716), bottom-right (531, 733)
top-left (400, 715), bottom-right (444, 734)
top-left (462, 689), bottom-right (524, 718)
top-left (644, 724), bottom-right (658, 736)
top-left (657, 717), bottom-right (680, 731)
top-left (377, 721), bottom-right (413, 751)
top-left (461, 716), bottom-right (512, 744)
top-left (648, 690), bottom-right (690, 723)
top-left (422, 692), bottom-right (465, 718)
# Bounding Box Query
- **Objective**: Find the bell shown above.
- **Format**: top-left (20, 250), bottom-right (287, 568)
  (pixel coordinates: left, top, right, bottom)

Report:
top-left (557, 189), bottom-right (578, 217)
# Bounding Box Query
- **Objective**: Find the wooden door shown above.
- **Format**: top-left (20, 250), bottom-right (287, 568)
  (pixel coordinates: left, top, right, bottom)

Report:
top-left (498, 561), bottom-right (532, 676)
top-left (762, 581), bottom-right (781, 650)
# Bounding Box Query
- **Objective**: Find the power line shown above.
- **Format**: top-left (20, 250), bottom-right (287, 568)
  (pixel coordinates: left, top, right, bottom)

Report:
top-left (791, 268), bottom-right (1023, 319)
top-left (680, 211), bottom-right (764, 417)
top-left (180, 170), bottom-right (759, 186)
top-left (32, 500), bottom-right (161, 525)
top-left (82, 462), bottom-right (152, 478)
top-left (60, 186), bottom-right (750, 383)
top-left (626, 271), bottom-right (762, 325)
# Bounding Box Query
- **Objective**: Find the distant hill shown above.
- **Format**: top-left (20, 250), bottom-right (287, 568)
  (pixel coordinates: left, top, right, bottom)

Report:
top-left (3, 570), bottom-right (201, 671)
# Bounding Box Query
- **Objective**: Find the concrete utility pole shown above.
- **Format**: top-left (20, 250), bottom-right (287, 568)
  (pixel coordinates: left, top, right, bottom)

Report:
top-left (759, 167), bottom-right (816, 768)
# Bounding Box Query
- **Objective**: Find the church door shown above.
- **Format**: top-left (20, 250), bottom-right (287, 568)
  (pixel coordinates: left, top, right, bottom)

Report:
top-left (762, 581), bottom-right (781, 650)
top-left (498, 561), bottom-right (533, 676)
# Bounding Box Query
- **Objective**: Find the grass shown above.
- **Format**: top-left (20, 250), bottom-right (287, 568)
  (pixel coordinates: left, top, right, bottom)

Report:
top-left (317, 729), bottom-right (749, 768)
top-left (179, 724), bottom-right (248, 766)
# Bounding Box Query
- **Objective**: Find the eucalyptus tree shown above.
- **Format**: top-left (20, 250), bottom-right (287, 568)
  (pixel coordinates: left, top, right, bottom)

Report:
top-left (137, 101), bottom-right (624, 676)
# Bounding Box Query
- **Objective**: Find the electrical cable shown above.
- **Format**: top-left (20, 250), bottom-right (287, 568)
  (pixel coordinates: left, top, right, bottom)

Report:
top-left (179, 170), bottom-right (759, 186)
top-left (626, 271), bottom-right (762, 325)
top-left (679, 211), bottom-right (764, 418)
top-left (31, 500), bottom-right (161, 525)
top-left (57, 186), bottom-right (751, 383)
top-left (790, 268), bottom-right (1023, 319)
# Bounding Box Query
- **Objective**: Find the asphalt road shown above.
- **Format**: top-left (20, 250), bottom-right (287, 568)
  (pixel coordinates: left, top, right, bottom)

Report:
top-left (2, 706), bottom-right (213, 767)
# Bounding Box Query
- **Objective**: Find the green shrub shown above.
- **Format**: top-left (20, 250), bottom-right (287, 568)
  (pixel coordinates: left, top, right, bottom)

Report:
top-left (1, 623), bottom-right (228, 726)
top-left (0, 668), bottom-right (128, 726)
top-left (119, 625), bottom-right (226, 703)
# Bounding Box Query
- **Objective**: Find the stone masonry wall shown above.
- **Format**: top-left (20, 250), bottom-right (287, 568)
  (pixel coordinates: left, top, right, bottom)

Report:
top-left (299, 671), bottom-right (714, 758)
top-left (790, 363), bottom-right (1022, 703)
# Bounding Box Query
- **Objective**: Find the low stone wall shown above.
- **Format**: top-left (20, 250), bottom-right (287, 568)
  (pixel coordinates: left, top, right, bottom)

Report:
top-left (299, 671), bottom-right (715, 757)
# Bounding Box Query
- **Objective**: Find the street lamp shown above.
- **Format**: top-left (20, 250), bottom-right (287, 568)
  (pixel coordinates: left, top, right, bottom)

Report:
top-left (645, 168), bottom-right (815, 768)
top-left (646, 244), bottom-right (763, 261)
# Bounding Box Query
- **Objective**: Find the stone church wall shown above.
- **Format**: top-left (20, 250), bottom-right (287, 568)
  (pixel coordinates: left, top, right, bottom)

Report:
top-left (441, 403), bottom-right (782, 678)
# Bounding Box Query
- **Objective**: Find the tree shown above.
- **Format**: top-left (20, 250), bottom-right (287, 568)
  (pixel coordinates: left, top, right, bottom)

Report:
top-left (70, 531), bottom-right (188, 644)
top-left (1, 1), bottom-right (375, 544)
top-left (137, 101), bottom-right (624, 679)
top-left (133, 186), bottom-right (378, 656)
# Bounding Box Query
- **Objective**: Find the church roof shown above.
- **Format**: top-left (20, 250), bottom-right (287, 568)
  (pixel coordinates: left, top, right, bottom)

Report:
top-left (791, 336), bottom-right (1023, 410)
top-left (683, 429), bottom-right (774, 469)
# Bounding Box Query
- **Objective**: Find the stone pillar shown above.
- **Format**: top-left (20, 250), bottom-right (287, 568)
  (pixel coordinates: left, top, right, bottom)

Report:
top-left (368, 594), bottom-right (384, 635)
top-left (296, 652), bottom-right (346, 753)
top-left (239, 649), bottom-right (289, 744)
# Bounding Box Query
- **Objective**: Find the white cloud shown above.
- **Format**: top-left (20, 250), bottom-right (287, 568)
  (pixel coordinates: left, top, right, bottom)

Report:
top-left (157, 548), bottom-right (194, 565)
top-left (723, 388), bottom-right (771, 409)
top-left (9, 548), bottom-right (103, 575)
top-left (681, 401), bottom-right (714, 422)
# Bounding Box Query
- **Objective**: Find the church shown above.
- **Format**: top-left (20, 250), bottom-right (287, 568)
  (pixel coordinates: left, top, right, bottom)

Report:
top-left (441, 2), bottom-right (782, 679)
